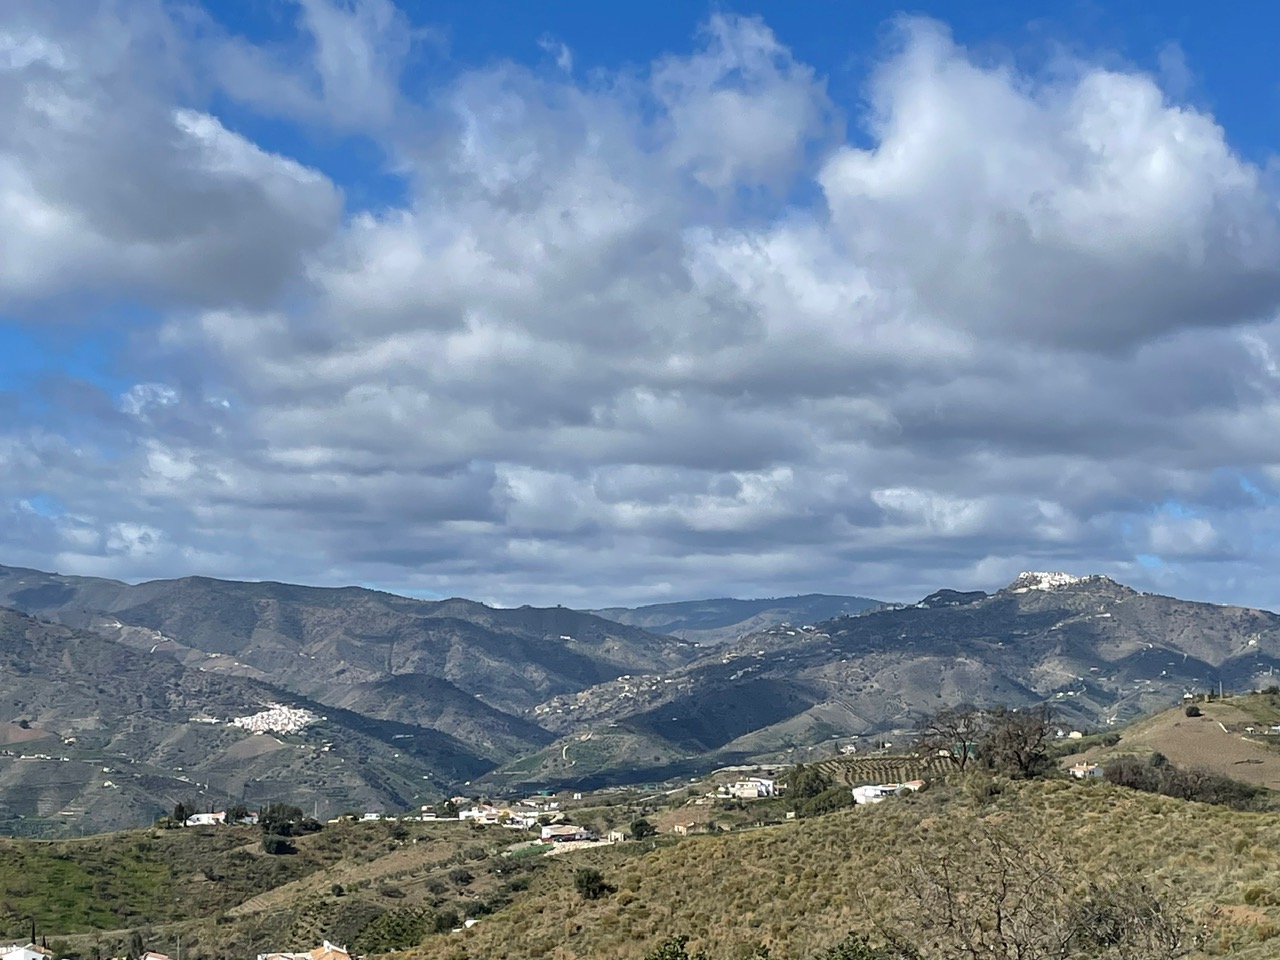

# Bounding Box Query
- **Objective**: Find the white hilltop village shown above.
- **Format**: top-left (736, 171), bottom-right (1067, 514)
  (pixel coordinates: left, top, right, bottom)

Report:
top-left (190, 704), bottom-right (323, 735)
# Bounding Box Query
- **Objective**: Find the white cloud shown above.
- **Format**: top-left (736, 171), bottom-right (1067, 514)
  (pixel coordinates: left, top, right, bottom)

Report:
top-left (0, 3), bottom-right (342, 310)
top-left (820, 19), bottom-right (1280, 351)
top-left (3, 6), bottom-right (1280, 609)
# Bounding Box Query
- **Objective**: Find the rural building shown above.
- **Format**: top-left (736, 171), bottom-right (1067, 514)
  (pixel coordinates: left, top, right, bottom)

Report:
top-left (1, 944), bottom-right (54, 960)
top-left (672, 821), bottom-right (708, 836)
top-left (852, 780), bottom-right (924, 805)
top-left (725, 777), bottom-right (776, 799)
top-left (257, 941), bottom-right (350, 960)
top-left (1069, 762), bottom-right (1103, 779)
top-left (184, 811), bottom-right (226, 826)
top-left (540, 824), bottom-right (592, 842)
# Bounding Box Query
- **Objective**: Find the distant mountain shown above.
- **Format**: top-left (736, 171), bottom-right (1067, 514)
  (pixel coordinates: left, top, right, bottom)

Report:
top-left (8, 562), bottom-right (1280, 821)
top-left (0, 564), bottom-right (696, 830)
top-left (0, 606), bottom-right (489, 833)
top-left (589, 594), bottom-right (884, 645)
top-left (481, 572), bottom-right (1280, 790)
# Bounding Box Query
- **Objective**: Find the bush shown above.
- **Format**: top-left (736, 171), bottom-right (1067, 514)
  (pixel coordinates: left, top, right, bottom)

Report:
top-left (574, 867), bottom-right (612, 901)
top-left (1185, 705), bottom-right (1202, 717)
top-left (643, 935), bottom-right (708, 960)
top-left (797, 786), bottom-right (857, 818)
top-left (1103, 753), bottom-right (1263, 810)
top-left (447, 867), bottom-right (473, 886)
top-left (261, 834), bottom-right (296, 855)
top-left (811, 934), bottom-right (920, 960)
top-left (431, 909), bottom-right (460, 934)
top-left (354, 907), bottom-right (430, 952)
top-left (631, 818), bottom-right (657, 839)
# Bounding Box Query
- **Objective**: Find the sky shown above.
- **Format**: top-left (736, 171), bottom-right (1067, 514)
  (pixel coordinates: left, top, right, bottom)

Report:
top-left (4, 1), bottom-right (1280, 610)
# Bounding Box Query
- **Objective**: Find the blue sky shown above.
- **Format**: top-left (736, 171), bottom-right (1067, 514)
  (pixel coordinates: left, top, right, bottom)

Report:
top-left (4, 0), bottom-right (1280, 609)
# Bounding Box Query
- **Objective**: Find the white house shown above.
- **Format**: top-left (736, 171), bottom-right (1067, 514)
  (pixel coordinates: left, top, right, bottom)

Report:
top-left (541, 824), bottom-right (593, 842)
top-left (1069, 762), bottom-right (1103, 780)
top-left (184, 811), bottom-right (226, 826)
top-left (725, 777), bottom-right (776, 799)
top-left (1, 945), bottom-right (53, 960)
top-left (258, 941), bottom-right (350, 960)
top-left (852, 780), bottom-right (924, 805)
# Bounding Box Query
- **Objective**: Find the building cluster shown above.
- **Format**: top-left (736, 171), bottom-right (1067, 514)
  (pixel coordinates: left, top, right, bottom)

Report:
top-left (3, 946), bottom-right (176, 960)
top-left (717, 776), bottom-right (777, 800)
top-left (231, 705), bottom-right (322, 735)
top-left (1069, 762), bottom-right (1103, 779)
top-left (453, 795), bottom-right (561, 829)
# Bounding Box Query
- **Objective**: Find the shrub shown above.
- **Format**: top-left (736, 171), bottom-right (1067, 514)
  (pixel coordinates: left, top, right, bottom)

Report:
top-left (431, 909), bottom-right (460, 934)
top-left (261, 834), bottom-right (296, 855)
top-left (447, 867), bottom-right (473, 886)
top-left (643, 935), bottom-right (708, 960)
top-left (811, 934), bottom-right (920, 959)
top-left (1185, 705), bottom-right (1202, 717)
top-left (797, 786), bottom-right (857, 818)
top-left (575, 867), bottom-right (612, 901)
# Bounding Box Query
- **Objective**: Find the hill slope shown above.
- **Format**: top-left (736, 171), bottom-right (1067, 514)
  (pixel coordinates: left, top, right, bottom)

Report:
top-left (0, 608), bottom-right (493, 832)
top-left (590, 594), bottom-right (883, 645)
top-left (511, 573), bottom-right (1280, 787)
top-left (18, 777), bottom-right (1280, 960)
top-left (0, 565), bottom-right (693, 760)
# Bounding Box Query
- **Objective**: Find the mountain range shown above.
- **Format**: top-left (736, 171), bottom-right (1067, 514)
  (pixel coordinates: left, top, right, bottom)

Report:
top-left (1, 563), bottom-right (1279, 831)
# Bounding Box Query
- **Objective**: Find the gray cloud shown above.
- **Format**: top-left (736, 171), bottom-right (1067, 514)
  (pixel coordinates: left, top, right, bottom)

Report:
top-left (3, 5), bottom-right (1280, 611)
top-left (0, 1), bottom-right (341, 311)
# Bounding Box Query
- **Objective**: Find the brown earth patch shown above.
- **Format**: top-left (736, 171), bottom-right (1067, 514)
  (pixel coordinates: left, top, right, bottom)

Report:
top-left (0, 723), bottom-right (53, 745)
top-left (1063, 702), bottom-right (1280, 788)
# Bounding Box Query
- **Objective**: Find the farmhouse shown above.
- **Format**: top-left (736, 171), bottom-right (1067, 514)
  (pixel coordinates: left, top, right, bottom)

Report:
top-left (541, 824), bottom-right (593, 842)
top-left (184, 811), bottom-right (226, 826)
top-left (1, 944), bottom-right (54, 960)
top-left (852, 779), bottom-right (924, 805)
top-left (1069, 762), bottom-right (1103, 779)
top-left (257, 940), bottom-right (350, 960)
top-left (723, 777), bottom-right (776, 799)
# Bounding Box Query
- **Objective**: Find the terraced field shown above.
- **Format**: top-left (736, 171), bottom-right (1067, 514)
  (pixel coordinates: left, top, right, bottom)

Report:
top-left (809, 753), bottom-right (953, 786)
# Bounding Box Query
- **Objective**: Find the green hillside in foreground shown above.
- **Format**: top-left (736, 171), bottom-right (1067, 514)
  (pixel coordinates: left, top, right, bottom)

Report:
top-left (18, 695), bottom-right (1280, 960)
top-left (411, 778), bottom-right (1280, 960)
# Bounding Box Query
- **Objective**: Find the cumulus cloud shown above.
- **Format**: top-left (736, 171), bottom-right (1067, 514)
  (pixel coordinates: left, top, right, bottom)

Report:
top-left (3, 7), bottom-right (1280, 609)
top-left (0, 1), bottom-right (342, 311)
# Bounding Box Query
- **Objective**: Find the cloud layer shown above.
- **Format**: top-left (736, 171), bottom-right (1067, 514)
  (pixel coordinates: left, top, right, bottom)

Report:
top-left (3, 3), bottom-right (1280, 609)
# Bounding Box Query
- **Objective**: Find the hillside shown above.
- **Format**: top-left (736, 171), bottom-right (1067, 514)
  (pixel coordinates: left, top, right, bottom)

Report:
top-left (0, 608), bottom-right (493, 833)
top-left (589, 594), bottom-right (883, 646)
top-left (1062, 692), bottom-right (1280, 789)
top-left (516, 573), bottom-right (1280, 788)
top-left (0, 565), bottom-right (691, 765)
top-left (13, 775), bottom-right (1280, 960)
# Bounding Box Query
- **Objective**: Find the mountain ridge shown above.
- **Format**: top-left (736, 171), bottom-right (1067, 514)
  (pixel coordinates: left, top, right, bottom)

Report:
top-left (3, 561), bottom-right (1280, 822)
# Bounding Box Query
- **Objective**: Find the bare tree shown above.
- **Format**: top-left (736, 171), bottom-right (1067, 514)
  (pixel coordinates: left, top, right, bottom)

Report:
top-left (915, 706), bottom-right (983, 771)
top-left (980, 704), bottom-right (1054, 779)
top-left (894, 825), bottom-right (1195, 960)
top-left (899, 827), bottom-right (1077, 960)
